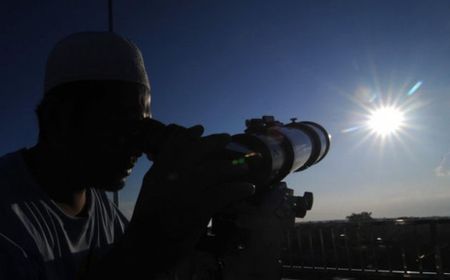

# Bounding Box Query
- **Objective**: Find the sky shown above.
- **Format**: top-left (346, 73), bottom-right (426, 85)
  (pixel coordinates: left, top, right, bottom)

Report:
top-left (1, 0), bottom-right (450, 221)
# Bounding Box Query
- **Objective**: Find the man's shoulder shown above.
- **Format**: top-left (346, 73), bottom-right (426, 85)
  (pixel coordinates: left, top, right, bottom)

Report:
top-left (0, 148), bottom-right (25, 174)
top-left (0, 149), bottom-right (33, 201)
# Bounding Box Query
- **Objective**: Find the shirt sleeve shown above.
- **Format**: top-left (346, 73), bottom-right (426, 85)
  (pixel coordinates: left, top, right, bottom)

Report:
top-left (0, 232), bottom-right (42, 280)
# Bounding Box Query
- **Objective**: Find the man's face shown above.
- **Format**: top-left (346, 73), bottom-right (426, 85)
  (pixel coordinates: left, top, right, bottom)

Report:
top-left (64, 81), bottom-right (151, 191)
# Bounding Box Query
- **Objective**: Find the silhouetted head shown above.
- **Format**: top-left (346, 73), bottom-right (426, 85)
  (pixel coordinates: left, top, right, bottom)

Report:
top-left (36, 32), bottom-right (151, 191)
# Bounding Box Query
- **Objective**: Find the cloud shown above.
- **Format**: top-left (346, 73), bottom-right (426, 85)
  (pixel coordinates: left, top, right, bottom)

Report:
top-left (435, 152), bottom-right (450, 177)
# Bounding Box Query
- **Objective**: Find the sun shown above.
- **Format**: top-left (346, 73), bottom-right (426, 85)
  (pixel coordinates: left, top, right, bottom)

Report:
top-left (367, 106), bottom-right (405, 136)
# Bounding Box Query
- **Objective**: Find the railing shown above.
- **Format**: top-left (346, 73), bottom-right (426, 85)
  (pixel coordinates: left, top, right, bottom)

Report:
top-left (281, 218), bottom-right (450, 279)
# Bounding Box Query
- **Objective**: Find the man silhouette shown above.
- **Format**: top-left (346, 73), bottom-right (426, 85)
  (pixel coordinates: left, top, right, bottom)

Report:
top-left (0, 32), bottom-right (254, 279)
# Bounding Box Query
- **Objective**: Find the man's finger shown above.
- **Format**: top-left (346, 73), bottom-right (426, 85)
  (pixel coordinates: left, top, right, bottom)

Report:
top-left (157, 124), bottom-right (194, 161)
top-left (187, 125), bottom-right (204, 138)
top-left (191, 133), bottom-right (231, 158)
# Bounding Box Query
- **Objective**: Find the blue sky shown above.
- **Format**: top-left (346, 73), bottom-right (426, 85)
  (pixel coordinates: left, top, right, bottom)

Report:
top-left (1, 0), bottom-right (450, 220)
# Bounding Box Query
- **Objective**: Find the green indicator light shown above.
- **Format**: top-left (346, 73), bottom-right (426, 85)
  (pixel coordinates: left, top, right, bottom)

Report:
top-left (232, 158), bottom-right (247, 165)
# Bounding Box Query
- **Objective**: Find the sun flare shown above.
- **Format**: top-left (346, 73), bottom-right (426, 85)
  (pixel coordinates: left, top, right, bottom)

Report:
top-left (367, 106), bottom-right (405, 136)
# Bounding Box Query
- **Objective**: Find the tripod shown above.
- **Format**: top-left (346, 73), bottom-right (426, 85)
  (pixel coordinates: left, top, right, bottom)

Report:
top-left (207, 182), bottom-right (313, 280)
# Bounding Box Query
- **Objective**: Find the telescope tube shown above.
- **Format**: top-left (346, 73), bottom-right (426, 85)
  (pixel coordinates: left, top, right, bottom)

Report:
top-left (225, 120), bottom-right (331, 188)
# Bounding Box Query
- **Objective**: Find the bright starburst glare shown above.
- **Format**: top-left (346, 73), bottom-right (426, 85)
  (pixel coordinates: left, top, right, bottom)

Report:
top-left (341, 80), bottom-right (426, 153)
top-left (367, 106), bottom-right (405, 137)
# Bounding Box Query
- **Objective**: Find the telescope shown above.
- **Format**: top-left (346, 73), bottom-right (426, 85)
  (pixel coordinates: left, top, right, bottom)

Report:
top-left (137, 115), bottom-right (330, 188)
top-left (220, 115), bottom-right (330, 190)
top-left (133, 116), bottom-right (331, 279)
top-left (133, 115), bottom-right (330, 217)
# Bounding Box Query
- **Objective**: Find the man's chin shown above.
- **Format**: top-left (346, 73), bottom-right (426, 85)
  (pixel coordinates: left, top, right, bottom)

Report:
top-left (92, 176), bottom-right (127, 192)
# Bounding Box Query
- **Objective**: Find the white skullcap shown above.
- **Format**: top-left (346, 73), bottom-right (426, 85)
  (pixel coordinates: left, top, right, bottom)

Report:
top-left (44, 31), bottom-right (150, 94)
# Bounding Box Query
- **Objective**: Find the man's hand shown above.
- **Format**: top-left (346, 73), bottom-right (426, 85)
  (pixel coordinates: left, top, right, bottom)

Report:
top-left (126, 124), bottom-right (255, 271)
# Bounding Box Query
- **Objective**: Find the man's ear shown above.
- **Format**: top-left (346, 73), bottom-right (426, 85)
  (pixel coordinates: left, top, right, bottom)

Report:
top-left (41, 97), bottom-right (80, 150)
top-left (42, 107), bottom-right (68, 150)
